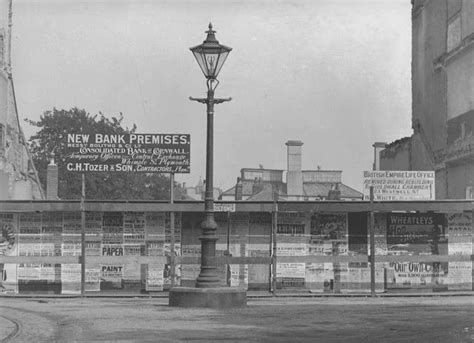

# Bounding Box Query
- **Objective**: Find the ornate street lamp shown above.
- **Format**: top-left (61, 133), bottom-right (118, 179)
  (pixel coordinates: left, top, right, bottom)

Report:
top-left (188, 23), bottom-right (232, 288)
top-left (169, 24), bottom-right (245, 307)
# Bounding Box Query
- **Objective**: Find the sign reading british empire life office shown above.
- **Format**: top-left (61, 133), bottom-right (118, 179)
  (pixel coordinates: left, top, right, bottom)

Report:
top-left (363, 170), bottom-right (435, 201)
top-left (65, 133), bottom-right (190, 173)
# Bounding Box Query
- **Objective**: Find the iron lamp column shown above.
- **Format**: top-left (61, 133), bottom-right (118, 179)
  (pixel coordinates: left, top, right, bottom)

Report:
top-left (189, 23), bottom-right (232, 288)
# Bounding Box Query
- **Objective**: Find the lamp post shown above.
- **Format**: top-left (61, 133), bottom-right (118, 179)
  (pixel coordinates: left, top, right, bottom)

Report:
top-left (169, 24), bottom-right (246, 307)
top-left (189, 23), bottom-right (232, 288)
top-left (369, 141), bottom-right (386, 297)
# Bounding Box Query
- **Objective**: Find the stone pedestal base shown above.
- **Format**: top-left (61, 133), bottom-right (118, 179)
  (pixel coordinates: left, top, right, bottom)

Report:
top-left (169, 287), bottom-right (247, 308)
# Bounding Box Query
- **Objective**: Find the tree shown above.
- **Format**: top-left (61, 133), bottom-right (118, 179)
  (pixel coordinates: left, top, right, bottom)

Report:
top-left (26, 108), bottom-right (186, 200)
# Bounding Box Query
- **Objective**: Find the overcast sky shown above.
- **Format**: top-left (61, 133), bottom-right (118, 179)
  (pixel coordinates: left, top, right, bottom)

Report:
top-left (11, 0), bottom-right (412, 192)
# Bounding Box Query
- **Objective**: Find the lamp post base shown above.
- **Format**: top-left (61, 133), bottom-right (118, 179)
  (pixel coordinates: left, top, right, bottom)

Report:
top-left (169, 287), bottom-right (247, 308)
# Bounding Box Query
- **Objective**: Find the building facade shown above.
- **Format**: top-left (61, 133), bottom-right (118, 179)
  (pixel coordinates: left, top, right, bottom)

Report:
top-left (221, 140), bottom-right (362, 201)
top-left (183, 178), bottom-right (222, 201)
top-left (0, 0), bottom-right (43, 199)
top-left (381, 0), bottom-right (474, 199)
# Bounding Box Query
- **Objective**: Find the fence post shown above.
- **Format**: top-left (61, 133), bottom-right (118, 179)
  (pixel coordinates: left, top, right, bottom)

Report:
top-left (271, 203), bottom-right (278, 295)
top-left (369, 186), bottom-right (376, 297)
top-left (80, 173), bottom-right (86, 297)
top-left (170, 173), bottom-right (175, 288)
top-left (226, 211), bottom-right (231, 287)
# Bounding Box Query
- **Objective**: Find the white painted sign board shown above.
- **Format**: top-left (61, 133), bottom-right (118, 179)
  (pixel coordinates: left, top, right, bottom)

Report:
top-left (363, 170), bottom-right (435, 201)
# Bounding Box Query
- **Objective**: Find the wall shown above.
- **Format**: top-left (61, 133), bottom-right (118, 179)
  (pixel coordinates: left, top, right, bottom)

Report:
top-left (412, 0), bottom-right (447, 153)
top-left (447, 49), bottom-right (474, 121)
top-left (380, 138), bottom-right (411, 171)
top-left (0, 0), bottom-right (42, 200)
top-left (446, 162), bottom-right (474, 199)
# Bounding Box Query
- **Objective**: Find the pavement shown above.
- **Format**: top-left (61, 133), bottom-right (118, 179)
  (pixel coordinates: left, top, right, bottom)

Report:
top-left (1, 293), bottom-right (474, 342)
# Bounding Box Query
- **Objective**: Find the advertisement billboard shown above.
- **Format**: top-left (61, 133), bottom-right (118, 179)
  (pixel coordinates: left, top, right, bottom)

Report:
top-left (65, 133), bottom-right (190, 173)
top-left (363, 170), bottom-right (435, 201)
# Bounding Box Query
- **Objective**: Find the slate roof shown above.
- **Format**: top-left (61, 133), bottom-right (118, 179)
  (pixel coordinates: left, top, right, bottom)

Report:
top-left (221, 186), bottom-right (236, 196)
top-left (303, 183), bottom-right (363, 199)
top-left (246, 188), bottom-right (288, 201)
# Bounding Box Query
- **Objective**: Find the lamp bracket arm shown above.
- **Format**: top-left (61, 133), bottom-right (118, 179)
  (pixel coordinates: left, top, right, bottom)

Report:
top-left (213, 97), bottom-right (232, 104)
top-left (189, 96), bottom-right (208, 104)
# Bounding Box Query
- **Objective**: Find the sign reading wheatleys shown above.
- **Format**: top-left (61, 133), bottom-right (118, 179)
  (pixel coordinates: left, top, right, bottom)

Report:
top-left (65, 133), bottom-right (190, 173)
top-left (363, 170), bottom-right (435, 201)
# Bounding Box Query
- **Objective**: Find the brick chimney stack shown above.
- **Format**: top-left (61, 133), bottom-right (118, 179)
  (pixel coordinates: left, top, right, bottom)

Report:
top-left (46, 153), bottom-right (58, 200)
top-left (286, 140), bottom-right (303, 199)
top-left (235, 177), bottom-right (243, 200)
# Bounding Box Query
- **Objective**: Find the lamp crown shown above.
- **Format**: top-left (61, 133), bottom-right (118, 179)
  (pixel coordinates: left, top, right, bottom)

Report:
top-left (204, 22), bottom-right (218, 44)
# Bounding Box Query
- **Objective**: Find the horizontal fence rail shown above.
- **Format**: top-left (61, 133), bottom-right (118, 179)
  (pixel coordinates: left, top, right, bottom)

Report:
top-left (2, 255), bottom-right (473, 265)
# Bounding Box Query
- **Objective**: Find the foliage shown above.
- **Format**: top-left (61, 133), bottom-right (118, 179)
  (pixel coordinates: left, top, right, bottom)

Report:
top-left (26, 108), bottom-right (186, 200)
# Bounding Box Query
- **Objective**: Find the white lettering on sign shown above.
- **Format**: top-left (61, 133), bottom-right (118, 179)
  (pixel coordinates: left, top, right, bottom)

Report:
top-left (214, 203), bottom-right (236, 212)
top-left (363, 170), bottom-right (435, 201)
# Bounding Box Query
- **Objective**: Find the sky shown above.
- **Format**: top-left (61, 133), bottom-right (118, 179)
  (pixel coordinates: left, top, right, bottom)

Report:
top-left (10, 0), bottom-right (412, 193)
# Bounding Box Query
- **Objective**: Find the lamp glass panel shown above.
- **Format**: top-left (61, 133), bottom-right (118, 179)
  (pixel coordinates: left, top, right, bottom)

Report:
top-left (192, 50), bottom-right (209, 78)
top-left (192, 47), bottom-right (230, 79)
top-left (213, 51), bottom-right (229, 78)
top-left (203, 52), bottom-right (220, 78)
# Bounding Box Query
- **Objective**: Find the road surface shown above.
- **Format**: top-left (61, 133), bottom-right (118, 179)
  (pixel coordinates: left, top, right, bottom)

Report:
top-left (1, 296), bottom-right (474, 342)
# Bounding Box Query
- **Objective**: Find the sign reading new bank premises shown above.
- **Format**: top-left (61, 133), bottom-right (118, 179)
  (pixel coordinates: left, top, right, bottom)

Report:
top-left (363, 170), bottom-right (435, 201)
top-left (65, 133), bottom-right (190, 173)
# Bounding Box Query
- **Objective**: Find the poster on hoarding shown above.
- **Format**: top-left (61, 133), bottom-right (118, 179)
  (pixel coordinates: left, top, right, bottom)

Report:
top-left (2, 214), bottom-right (20, 293)
top-left (123, 212), bottom-right (145, 244)
top-left (340, 266), bottom-right (384, 292)
top-left (101, 264), bottom-right (123, 282)
top-left (18, 213), bottom-right (41, 257)
top-left (311, 213), bottom-right (347, 240)
top-left (62, 264), bottom-right (81, 294)
top-left (146, 264), bottom-right (164, 291)
top-left (373, 213), bottom-right (388, 255)
top-left (386, 262), bottom-right (448, 289)
top-left (448, 262), bottom-right (472, 290)
top-left (102, 244), bottom-right (124, 256)
top-left (447, 213), bottom-right (472, 255)
top-left (247, 244), bottom-right (270, 286)
top-left (18, 264), bottom-right (41, 280)
top-left (277, 242), bottom-right (307, 288)
top-left (62, 237), bottom-right (81, 256)
top-left (386, 213), bottom-right (445, 255)
top-left (310, 213), bottom-right (348, 256)
top-left (277, 243), bottom-right (307, 256)
top-left (447, 213), bottom-right (472, 290)
top-left (85, 267), bottom-right (101, 292)
top-left (277, 263), bottom-right (306, 288)
top-left (165, 213), bottom-right (182, 243)
top-left (228, 243), bottom-right (248, 288)
top-left (363, 170), bottom-right (435, 201)
top-left (306, 263), bottom-right (334, 292)
top-left (41, 226), bottom-right (62, 256)
top-left (180, 245), bottom-right (201, 282)
top-left (277, 212), bottom-right (306, 237)
top-left (0, 213), bottom-right (17, 256)
top-left (86, 212), bottom-right (103, 237)
top-left (86, 242), bottom-right (101, 256)
top-left (64, 133), bottom-right (190, 173)
top-left (145, 213), bottom-right (166, 240)
top-left (146, 241), bottom-right (164, 256)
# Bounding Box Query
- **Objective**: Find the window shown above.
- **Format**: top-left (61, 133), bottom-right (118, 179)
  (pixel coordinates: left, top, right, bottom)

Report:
top-left (0, 34), bottom-right (3, 65)
top-left (447, 12), bottom-right (461, 52)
